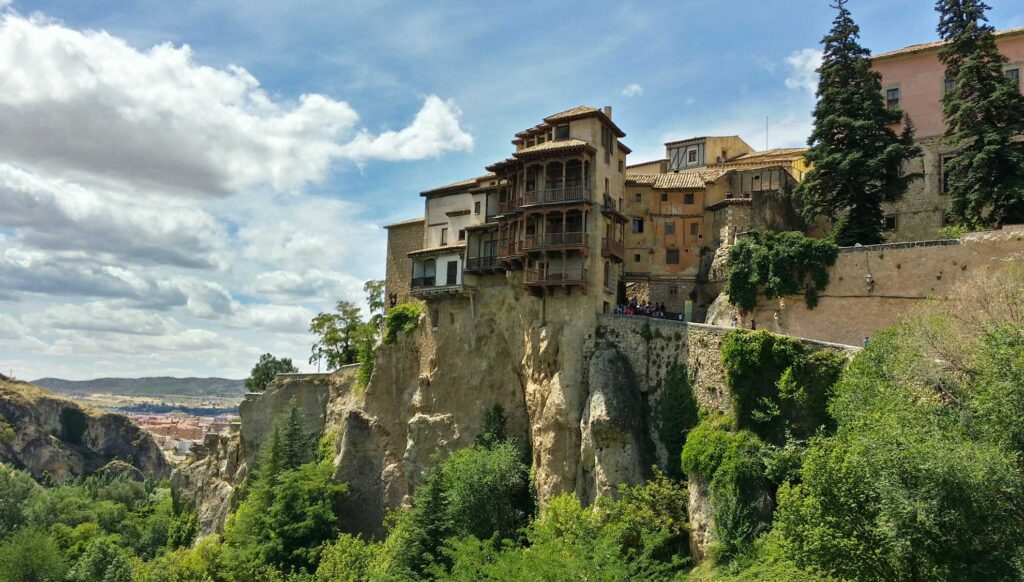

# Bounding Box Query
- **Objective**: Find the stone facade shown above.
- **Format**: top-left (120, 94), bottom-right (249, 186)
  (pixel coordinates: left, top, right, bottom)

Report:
top-left (383, 218), bottom-right (425, 306)
top-left (708, 225), bottom-right (1024, 345)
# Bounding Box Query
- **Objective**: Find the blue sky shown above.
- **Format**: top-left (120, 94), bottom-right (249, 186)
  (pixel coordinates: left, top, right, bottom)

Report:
top-left (1, 0), bottom-right (1022, 380)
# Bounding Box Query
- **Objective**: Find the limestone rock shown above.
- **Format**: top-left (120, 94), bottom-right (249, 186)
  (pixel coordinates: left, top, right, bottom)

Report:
top-left (0, 376), bottom-right (169, 482)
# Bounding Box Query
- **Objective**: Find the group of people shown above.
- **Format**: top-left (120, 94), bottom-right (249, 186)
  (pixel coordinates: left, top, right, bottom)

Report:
top-left (613, 299), bottom-right (681, 320)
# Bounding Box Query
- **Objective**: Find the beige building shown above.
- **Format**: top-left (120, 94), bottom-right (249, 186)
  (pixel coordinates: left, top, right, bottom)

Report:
top-left (622, 138), bottom-right (809, 313)
top-left (383, 218), bottom-right (424, 307)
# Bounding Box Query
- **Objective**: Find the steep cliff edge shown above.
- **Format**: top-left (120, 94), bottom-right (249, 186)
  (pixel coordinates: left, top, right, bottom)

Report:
top-left (0, 375), bottom-right (170, 481)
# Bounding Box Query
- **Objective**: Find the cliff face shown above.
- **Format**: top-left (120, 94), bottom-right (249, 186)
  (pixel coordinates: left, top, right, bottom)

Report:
top-left (0, 375), bottom-right (170, 481)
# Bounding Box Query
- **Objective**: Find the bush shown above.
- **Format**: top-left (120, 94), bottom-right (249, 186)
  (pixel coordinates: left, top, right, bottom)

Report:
top-left (725, 230), bottom-right (838, 311)
top-left (0, 526), bottom-right (68, 582)
top-left (314, 534), bottom-right (375, 582)
top-left (384, 303), bottom-right (422, 344)
top-left (653, 363), bottom-right (699, 479)
top-left (0, 465), bottom-right (38, 540)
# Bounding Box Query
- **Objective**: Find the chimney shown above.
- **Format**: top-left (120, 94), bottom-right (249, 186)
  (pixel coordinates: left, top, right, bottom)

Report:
top-left (603, 105), bottom-right (612, 119)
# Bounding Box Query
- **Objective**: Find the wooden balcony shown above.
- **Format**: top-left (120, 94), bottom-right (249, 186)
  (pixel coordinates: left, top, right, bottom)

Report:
top-left (601, 238), bottom-right (625, 261)
top-left (497, 241), bottom-right (522, 259)
top-left (523, 231), bottom-right (589, 252)
top-left (525, 266), bottom-right (588, 286)
top-left (522, 186), bottom-right (590, 207)
top-left (464, 255), bottom-right (500, 273)
top-left (497, 198), bottom-right (521, 214)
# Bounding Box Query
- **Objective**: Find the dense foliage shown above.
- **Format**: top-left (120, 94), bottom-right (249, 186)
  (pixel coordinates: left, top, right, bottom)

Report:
top-left (937, 0), bottom-right (1024, 228)
top-left (796, 0), bottom-right (920, 245)
top-left (309, 280), bottom-right (387, 386)
top-left (0, 465), bottom-right (196, 582)
top-left (384, 303), bottom-right (423, 345)
top-left (725, 231), bottom-right (838, 311)
top-left (245, 353), bottom-right (298, 392)
top-left (653, 363), bottom-right (699, 479)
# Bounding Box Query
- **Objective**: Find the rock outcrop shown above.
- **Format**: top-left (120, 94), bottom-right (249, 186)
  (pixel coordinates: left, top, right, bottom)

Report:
top-left (0, 376), bottom-right (169, 481)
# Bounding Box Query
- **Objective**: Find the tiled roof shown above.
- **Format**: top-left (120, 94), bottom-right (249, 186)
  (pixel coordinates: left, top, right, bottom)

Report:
top-left (873, 26), bottom-right (1024, 60)
top-left (513, 138), bottom-right (593, 157)
top-left (408, 244), bottom-right (466, 258)
top-left (724, 148), bottom-right (807, 166)
top-left (626, 158), bottom-right (668, 169)
top-left (542, 105), bottom-right (626, 137)
top-left (664, 135), bottom-right (738, 148)
top-left (420, 174), bottom-right (494, 197)
top-left (706, 197), bottom-right (752, 210)
top-left (626, 168), bottom-right (729, 189)
top-left (383, 217), bottom-right (425, 229)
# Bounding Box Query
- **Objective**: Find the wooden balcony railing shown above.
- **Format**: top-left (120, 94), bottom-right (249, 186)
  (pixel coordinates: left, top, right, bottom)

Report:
top-left (465, 255), bottom-right (499, 272)
top-left (498, 241), bottom-right (522, 258)
top-left (523, 231), bottom-right (588, 251)
top-left (524, 266), bottom-right (588, 285)
top-left (498, 198), bottom-right (521, 214)
top-left (601, 238), bottom-right (624, 258)
top-left (522, 186), bottom-right (590, 206)
top-left (411, 276), bottom-right (436, 288)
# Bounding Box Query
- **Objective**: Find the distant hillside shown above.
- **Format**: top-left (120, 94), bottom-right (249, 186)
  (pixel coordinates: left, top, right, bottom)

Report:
top-left (32, 376), bottom-right (247, 398)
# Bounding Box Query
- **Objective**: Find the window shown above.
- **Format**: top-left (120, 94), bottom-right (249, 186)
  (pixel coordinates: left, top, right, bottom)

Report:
top-left (661, 192), bottom-right (668, 202)
top-left (554, 124), bottom-right (570, 140)
top-left (634, 192), bottom-right (642, 203)
top-left (883, 214), bottom-right (898, 232)
top-left (458, 229), bottom-right (466, 241)
top-left (603, 262), bottom-right (610, 288)
top-left (943, 78), bottom-right (956, 94)
top-left (687, 149), bottom-right (698, 163)
top-left (474, 201), bottom-right (481, 214)
top-left (441, 228), bottom-right (448, 245)
top-left (446, 261), bottom-right (458, 285)
top-left (601, 126), bottom-right (613, 150)
top-left (1006, 67), bottom-right (1020, 87)
top-left (632, 218), bottom-right (644, 233)
top-left (940, 154), bottom-right (955, 194)
top-left (618, 160), bottom-right (624, 172)
top-left (684, 193), bottom-right (695, 205)
top-left (690, 223), bottom-right (699, 235)
top-left (885, 87), bottom-right (901, 109)
top-left (665, 222), bottom-right (676, 235)
top-left (634, 253), bottom-right (641, 263)
top-left (666, 249), bottom-right (680, 264)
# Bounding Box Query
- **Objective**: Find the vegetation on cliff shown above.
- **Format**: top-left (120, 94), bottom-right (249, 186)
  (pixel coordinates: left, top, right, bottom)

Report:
top-left (724, 230), bottom-right (838, 311)
top-left (245, 354), bottom-right (299, 392)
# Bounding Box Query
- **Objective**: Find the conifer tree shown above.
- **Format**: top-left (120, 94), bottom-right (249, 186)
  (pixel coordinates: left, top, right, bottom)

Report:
top-left (280, 398), bottom-right (311, 471)
top-left (936, 0), bottom-right (1024, 228)
top-left (797, 0), bottom-right (921, 246)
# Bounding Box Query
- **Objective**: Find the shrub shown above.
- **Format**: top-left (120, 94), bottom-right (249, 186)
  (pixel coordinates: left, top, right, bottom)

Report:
top-left (653, 363), bottom-right (699, 479)
top-left (0, 526), bottom-right (68, 582)
top-left (314, 534), bottom-right (375, 582)
top-left (384, 303), bottom-right (422, 344)
top-left (725, 230), bottom-right (838, 311)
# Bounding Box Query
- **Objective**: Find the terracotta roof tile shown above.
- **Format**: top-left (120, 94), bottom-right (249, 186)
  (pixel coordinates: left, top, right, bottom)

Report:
top-left (626, 168), bottom-right (728, 189)
top-left (420, 174), bottom-right (495, 197)
top-left (513, 138), bottom-right (593, 157)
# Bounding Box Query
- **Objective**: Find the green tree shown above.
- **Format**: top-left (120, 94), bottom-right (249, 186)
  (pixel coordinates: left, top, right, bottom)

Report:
top-left (308, 300), bottom-right (365, 371)
top-left (0, 526), bottom-right (67, 582)
top-left (797, 0), bottom-right (921, 245)
top-left (364, 279), bottom-right (386, 329)
top-left (725, 231), bottom-right (838, 311)
top-left (245, 353), bottom-right (298, 392)
top-left (0, 464), bottom-right (38, 540)
top-left (314, 534), bottom-right (375, 582)
top-left (936, 0), bottom-right (1024, 228)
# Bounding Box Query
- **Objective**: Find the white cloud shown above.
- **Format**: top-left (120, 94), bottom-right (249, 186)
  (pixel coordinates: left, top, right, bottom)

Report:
top-left (337, 95), bottom-right (473, 162)
top-left (622, 83), bottom-right (644, 98)
top-left (250, 269), bottom-right (365, 302)
top-left (784, 48), bottom-right (822, 94)
top-left (25, 302), bottom-right (182, 336)
top-left (0, 14), bottom-right (473, 195)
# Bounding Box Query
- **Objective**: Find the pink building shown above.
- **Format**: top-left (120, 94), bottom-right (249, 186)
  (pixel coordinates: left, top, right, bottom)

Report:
top-left (869, 27), bottom-right (1024, 241)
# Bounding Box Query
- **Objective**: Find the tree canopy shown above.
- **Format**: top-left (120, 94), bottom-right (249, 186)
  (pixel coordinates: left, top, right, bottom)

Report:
top-left (796, 0), bottom-right (921, 245)
top-left (245, 353), bottom-right (298, 392)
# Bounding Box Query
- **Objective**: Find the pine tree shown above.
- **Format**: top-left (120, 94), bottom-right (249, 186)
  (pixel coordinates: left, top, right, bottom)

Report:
top-left (936, 0), bottom-right (1024, 228)
top-left (797, 0), bottom-right (922, 246)
top-left (280, 398), bottom-right (311, 471)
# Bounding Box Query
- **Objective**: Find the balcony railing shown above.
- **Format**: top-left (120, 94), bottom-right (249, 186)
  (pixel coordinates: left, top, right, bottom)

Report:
top-left (525, 266), bottom-right (588, 285)
top-left (498, 241), bottom-right (522, 258)
top-left (601, 238), bottom-right (624, 258)
top-left (523, 231), bottom-right (588, 251)
top-left (411, 276), bottom-right (436, 288)
top-left (498, 198), bottom-right (521, 214)
top-left (522, 186), bottom-right (590, 206)
top-left (465, 255), bottom-right (499, 272)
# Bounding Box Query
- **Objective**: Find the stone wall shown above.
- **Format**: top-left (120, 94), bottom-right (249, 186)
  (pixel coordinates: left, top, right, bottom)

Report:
top-left (708, 225), bottom-right (1024, 345)
top-left (384, 219), bottom-right (425, 306)
top-left (881, 135), bottom-right (950, 243)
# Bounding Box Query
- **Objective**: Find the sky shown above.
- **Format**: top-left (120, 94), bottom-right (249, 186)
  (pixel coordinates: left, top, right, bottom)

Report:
top-left (1, 0), bottom-right (1022, 381)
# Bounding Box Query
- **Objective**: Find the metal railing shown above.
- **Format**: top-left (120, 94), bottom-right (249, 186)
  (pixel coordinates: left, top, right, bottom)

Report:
top-left (465, 255), bottom-right (499, 271)
top-left (523, 231), bottom-right (588, 250)
top-left (522, 186), bottom-right (589, 206)
top-left (411, 276), bottom-right (435, 288)
top-left (524, 266), bottom-right (588, 284)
